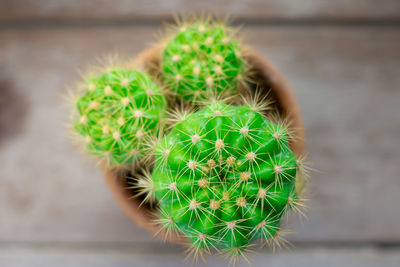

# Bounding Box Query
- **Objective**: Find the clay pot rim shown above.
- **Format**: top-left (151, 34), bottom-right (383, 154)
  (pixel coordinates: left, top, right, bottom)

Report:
top-left (104, 44), bottom-right (304, 244)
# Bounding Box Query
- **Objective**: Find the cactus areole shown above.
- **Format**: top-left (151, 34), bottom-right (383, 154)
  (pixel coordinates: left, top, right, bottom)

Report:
top-left (151, 102), bottom-right (299, 254)
top-left (74, 69), bottom-right (167, 166)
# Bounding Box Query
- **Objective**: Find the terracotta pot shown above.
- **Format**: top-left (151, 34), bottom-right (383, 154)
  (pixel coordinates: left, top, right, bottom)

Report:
top-left (104, 45), bottom-right (305, 243)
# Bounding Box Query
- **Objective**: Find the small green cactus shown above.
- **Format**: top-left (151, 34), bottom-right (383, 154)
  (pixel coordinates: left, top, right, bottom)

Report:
top-left (145, 101), bottom-right (303, 257)
top-left (73, 68), bottom-right (167, 167)
top-left (162, 20), bottom-right (247, 103)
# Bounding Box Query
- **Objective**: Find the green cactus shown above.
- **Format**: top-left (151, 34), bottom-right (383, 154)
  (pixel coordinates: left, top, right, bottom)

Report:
top-left (73, 68), bottom-right (167, 167)
top-left (162, 20), bottom-right (247, 103)
top-left (145, 101), bottom-right (303, 257)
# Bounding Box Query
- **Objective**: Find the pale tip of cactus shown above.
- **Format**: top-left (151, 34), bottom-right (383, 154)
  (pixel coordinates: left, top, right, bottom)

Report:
top-left (210, 200), bottom-right (220, 210)
top-left (102, 125), bottom-right (110, 134)
top-left (207, 159), bottom-right (216, 168)
top-left (226, 156), bottom-right (236, 166)
top-left (198, 25), bottom-right (206, 33)
top-left (226, 221), bottom-right (236, 230)
top-left (257, 188), bottom-right (267, 199)
top-left (274, 165), bottom-right (283, 174)
top-left (192, 43), bottom-right (200, 50)
top-left (182, 44), bottom-right (190, 52)
top-left (79, 115), bottom-right (88, 124)
top-left (222, 37), bottom-right (230, 44)
top-left (201, 166), bottom-right (210, 173)
top-left (88, 101), bottom-right (99, 110)
top-left (213, 65), bottom-right (223, 74)
top-left (163, 149), bottom-right (171, 158)
top-left (222, 191), bottom-right (230, 201)
top-left (239, 126), bottom-right (249, 136)
top-left (236, 197), bottom-right (246, 207)
top-left (205, 36), bottom-right (213, 45)
top-left (193, 67), bottom-right (201, 75)
top-left (191, 134), bottom-right (201, 144)
top-left (206, 76), bottom-right (214, 86)
top-left (168, 182), bottom-right (177, 192)
top-left (117, 118), bottom-right (125, 126)
top-left (197, 178), bottom-right (208, 188)
top-left (198, 233), bottom-right (207, 241)
top-left (84, 135), bottom-right (91, 144)
top-left (187, 160), bottom-right (198, 170)
top-left (135, 130), bottom-right (144, 139)
top-left (88, 83), bottom-right (95, 92)
top-left (213, 110), bottom-right (222, 117)
top-left (257, 220), bottom-right (266, 230)
top-left (239, 172), bottom-right (250, 182)
top-left (145, 88), bottom-right (155, 96)
top-left (112, 131), bottom-right (120, 140)
top-left (215, 139), bottom-right (225, 150)
top-left (104, 85), bottom-right (113, 96)
top-left (121, 97), bottom-right (130, 106)
top-left (175, 74), bottom-right (182, 82)
top-left (214, 54), bottom-right (224, 63)
top-left (273, 131), bottom-right (282, 140)
top-left (245, 152), bottom-right (256, 161)
top-left (172, 55), bottom-right (181, 62)
top-left (189, 199), bottom-right (200, 210)
top-left (133, 110), bottom-right (143, 118)
top-left (121, 78), bottom-right (129, 86)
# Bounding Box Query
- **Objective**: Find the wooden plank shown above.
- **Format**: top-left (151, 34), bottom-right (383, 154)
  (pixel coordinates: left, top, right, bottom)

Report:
top-left (1, 0), bottom-right (400, 23)
top-left (0, 25), bottom-right (399, 243)
top-left (0, 245), bottom-right (400, 267)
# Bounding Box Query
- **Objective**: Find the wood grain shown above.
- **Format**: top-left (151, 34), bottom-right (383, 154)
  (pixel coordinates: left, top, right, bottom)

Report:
top-left (0, 245), bottom-right (399, 267)
top-left (1, 0), bottom-right (400, 23)
top-left (0, 25), bottom-right (399, 243)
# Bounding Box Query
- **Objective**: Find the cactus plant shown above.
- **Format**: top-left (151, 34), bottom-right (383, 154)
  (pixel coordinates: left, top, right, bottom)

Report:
top-left (142, 101), bottom-right (304, 259)
top-left (162, 20), bottom-right (247, 103)
top-left (72, 68), bottom-right (167, 167)
top-left (67, 17), bottom-right (309, 265)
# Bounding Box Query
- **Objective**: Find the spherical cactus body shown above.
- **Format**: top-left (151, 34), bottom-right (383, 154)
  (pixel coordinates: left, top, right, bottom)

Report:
top-left (162, 21), bottom-right (247, 102)
top-left (150, 101), bottom-right (300, 255)
top-left (73, 68), bottom-right (167, 167)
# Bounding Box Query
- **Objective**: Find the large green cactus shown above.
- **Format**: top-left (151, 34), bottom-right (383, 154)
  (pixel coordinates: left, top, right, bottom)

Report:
top-left (146, 101), bottom-right (302, 256)
top-left (162, 21), bottom-right (247, 103)
top-left (73, 68), bottom-right (167, 167)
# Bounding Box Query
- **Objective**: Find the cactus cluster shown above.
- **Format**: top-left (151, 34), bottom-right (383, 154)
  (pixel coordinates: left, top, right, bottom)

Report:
top-left (147, 101), bottom-right (300, 257)
top-left (70, 17), bottom-right (307, 263)
top-left (73, 68), bottom-right (167, 167)
top-left (162, 21), bottom-right (247, 103)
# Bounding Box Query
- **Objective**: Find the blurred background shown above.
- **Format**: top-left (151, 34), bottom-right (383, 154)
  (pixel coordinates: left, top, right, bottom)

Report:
top-left (1, 0), bottom-right (399, 266)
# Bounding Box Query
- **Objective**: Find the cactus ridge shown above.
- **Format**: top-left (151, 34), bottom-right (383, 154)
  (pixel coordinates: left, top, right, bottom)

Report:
top-left (73, 68), bottom-right (167, 166)
top-left (149, 101), bottom-right (301, 255)
top-left (162, 21), bottom-right (247, 103)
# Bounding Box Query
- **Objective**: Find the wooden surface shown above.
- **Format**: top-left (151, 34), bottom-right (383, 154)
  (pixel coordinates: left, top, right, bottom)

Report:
top-left (1, 244), bottom-right (400, 267)
top-left (1, 1), bottom-right (400, 266)
top-left (1, 0), bottom-right (400, 22)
